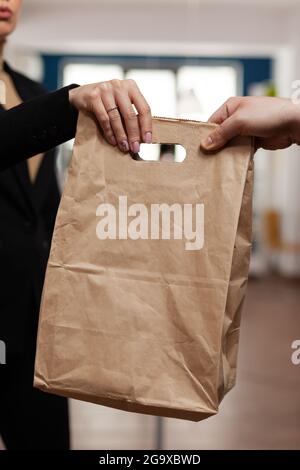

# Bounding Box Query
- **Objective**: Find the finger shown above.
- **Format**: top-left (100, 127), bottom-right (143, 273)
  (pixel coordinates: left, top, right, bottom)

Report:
top-left (128, 82), bottom-right (152, 143)
top-left (207, 97), bottom-right (240, 124)
top-left (101, 94), bottom-right (129, 153)
top-left (208, 103), bottom-right (230, 125)
top-left (115, 92), bottom-right (141, 153)
top-left (201, 115), bottom-right (242, 151)
top-left (89, 91), bottom-right (117, 146)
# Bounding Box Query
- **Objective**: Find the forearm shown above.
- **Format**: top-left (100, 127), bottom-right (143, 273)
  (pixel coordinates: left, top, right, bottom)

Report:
top-left (0, 84), bottom-right (79, 172)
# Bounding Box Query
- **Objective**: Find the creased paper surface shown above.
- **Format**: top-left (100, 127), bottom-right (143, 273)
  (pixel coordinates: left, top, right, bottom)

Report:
top-left (34, 114), bottom-right (253, 421)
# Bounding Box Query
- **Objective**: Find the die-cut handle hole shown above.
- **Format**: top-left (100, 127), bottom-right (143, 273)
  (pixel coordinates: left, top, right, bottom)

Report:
top-left (131, 143), bottom-right (186, 163)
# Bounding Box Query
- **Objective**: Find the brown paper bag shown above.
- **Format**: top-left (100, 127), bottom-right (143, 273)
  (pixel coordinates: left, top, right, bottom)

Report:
top-left (34, 113), bottom-right (254, 421)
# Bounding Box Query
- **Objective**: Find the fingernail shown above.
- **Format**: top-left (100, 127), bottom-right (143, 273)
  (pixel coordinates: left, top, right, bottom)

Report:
top-left (132, 141), bottom-right (140, 153)
top-left (111, 136), bottom-right (117, 146)
top-left (202, 136), bottom-right (213, 148)
top-left (121, 140), bottom-right (129, 152)
top-left (145, 132), bottom-right (152, 144)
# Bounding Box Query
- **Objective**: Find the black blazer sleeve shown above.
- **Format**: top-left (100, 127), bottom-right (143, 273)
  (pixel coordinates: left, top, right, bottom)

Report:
top-left (0, 84), bottom-right (79, 172)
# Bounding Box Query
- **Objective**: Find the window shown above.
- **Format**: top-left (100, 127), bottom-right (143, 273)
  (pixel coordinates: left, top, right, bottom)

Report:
top-left (63, 63), bottom-right (123, 85)
top-left (177, 66), bottom-right (237, 121)
top-left (126, 69), bottom-right (177, 118)
top-left (62, 61), bottom-right (238, 121)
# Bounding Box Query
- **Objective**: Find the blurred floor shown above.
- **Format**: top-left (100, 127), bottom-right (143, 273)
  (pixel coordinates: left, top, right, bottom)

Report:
top-left (1, 275), bottom-right (299, 450)
top-left (70, 275), bottom-right (300, 450)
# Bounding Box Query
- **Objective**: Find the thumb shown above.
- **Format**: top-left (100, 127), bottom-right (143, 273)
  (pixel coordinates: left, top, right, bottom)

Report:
top-left (201, 116), bottom-right (240, 151)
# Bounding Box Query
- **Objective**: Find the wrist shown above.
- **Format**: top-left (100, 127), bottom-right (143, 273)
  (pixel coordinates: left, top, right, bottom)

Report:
top-left (68, 84), bottom-right (80, 108)
top-left (68, 88), bottom-right (76, 107)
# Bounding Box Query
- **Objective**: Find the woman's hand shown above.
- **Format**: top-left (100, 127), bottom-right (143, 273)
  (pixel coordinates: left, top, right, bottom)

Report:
top-left (200, 96), bottom-right (300, 152)
top-left (69, 79), bottom-right (152, 153)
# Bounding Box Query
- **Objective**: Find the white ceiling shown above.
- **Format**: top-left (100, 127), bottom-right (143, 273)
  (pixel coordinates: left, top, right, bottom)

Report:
top-left (7, 0), bottom-right (299, 56)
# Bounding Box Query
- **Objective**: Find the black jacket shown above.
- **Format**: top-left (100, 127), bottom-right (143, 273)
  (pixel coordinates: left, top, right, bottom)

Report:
top-left (0, 67), bottom-right (78, 172)
top-left (0, 63), bottom-right (78, 355)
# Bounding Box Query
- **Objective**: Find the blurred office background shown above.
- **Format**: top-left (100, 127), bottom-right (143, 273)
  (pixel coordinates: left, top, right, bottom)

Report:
top-left (2, 0), bottom-right (300, 449)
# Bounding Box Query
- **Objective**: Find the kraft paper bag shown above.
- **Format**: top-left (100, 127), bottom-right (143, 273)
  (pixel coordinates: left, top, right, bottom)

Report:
top-left (34, 113), bottom-right (254, 421)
